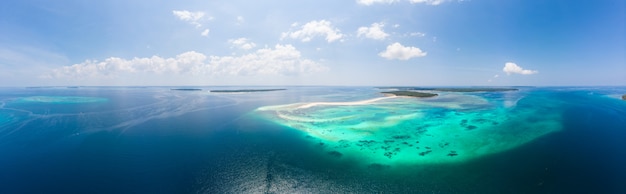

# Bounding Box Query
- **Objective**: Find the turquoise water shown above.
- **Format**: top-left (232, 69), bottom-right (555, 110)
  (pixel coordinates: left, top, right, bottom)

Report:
top-left (0, 86), bottom-right (625, 193)
top-left (14, 96), bottom-right (108, 104)
top-left (255, 90), bottom-right (566, 165)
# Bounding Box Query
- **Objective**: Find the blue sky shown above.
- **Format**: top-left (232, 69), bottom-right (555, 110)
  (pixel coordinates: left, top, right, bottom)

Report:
top-left (0, 0), bottom-right (624, 86)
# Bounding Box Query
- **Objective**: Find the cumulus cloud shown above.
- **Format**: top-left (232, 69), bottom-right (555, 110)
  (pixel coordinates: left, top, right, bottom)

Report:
top-left (409, 0), bottom-right (447, 5)
top-left (379, 42), bottom-right (427, 60)
top-left (281, 20), bottom-right (344, 43)
top-left (503, 62), bottom-right (538, 75)
top-left (357, 0), bottom-right (448, 5)
top-left (172, 10), bottom-right (209, 28)
top-left (228, 38), bottom-right (256, 50)
top-left (201, 29), bottom-right (210, 36)
top-left (357, 22), bottom-right (389, 40)
top-left (204, 45), bottom-right (328, 76)
top-left (46, 52), bottom-right (206, 79)
top-left (45, 45), bottom-right (327, 79)
top-left (356, 0), bottom-right (399, 6)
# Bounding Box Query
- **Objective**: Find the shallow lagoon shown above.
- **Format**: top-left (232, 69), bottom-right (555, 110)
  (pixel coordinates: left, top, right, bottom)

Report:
top-left (0, 86), bottom-right (625, 193)
top-left (15, 96), bottom-right (108, 104)
top-left (256, 89), bottom-right (563, 165)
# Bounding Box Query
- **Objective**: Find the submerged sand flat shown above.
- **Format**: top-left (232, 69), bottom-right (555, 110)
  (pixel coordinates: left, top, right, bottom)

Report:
top-left (16, 96), bottom-right (108, 104)
top-left (255, 91), bottom-right (563, 166)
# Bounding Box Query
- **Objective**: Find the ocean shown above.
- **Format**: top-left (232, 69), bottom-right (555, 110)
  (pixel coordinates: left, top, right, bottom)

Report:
top-left (0, 86), bottom-right (625, 193)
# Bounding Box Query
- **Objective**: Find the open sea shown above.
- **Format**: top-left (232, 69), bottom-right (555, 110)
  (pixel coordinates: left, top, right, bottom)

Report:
top-left (0, 86), bottom-right (625, 193)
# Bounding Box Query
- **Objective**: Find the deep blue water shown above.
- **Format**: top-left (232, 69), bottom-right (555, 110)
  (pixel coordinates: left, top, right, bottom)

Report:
top-left (0, 86), bottom-right (625, 193)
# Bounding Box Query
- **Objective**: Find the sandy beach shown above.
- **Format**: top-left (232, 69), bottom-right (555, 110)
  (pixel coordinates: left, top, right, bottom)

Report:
top-left (295, 96), bottom-right (397, 109)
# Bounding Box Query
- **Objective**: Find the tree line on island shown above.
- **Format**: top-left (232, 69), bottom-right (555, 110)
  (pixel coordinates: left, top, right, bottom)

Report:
top-left (379, 87), bottom-right (519, 98)
top-left (170, 88), bottom-right (286, 93)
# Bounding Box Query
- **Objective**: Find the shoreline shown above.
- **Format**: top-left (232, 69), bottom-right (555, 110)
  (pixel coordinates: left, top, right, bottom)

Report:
top-left (295, 96), bottom-right (397, 109)
top-left (381, 91), bottom-right (438, 98)
top-left (210, 89), bottom-right (285, 93)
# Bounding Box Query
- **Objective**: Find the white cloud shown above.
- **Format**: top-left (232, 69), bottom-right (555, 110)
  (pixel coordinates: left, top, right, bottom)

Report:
top-left (356, 0), bottom-right (399, 6)
top-left (228, 38), bottom-right (256, 50)
top-left (409, 32), bottom-right (426, 37)
top-left (379, 42), bottom-right (427, 60)
top-left (236, 16), bottom-right (245, 24)
top-left (357, 22), bottom-right (389, 40)
top-left (47, 52), bottom-right (206, 79)
top-left (172, 10), bottom-right (205, 21)
top-left (488, 74), bottom-right (499, 82)
top-left (503, 62), bottom-right (538, 75)
top-left (172, 10), bottom-right (208, 28)
top-left (201, 29), bottom-right (210, 36)
top-left (357, 0), bottom-right (448, 5)
top-left (409, 0), bottom-right (447, 5)
top-left (45, 45), bottom-right (326, 79)
top-left (204, 45), bottom-right (328, 76)
top-left (281, 20), bottom-right (344, 43)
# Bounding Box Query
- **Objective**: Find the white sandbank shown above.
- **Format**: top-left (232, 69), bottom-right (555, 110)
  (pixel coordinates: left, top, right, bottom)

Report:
top-left (295, 96), bottom-right (397, 109)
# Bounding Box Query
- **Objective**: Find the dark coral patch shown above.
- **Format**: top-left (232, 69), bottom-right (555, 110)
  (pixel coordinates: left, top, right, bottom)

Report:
top-left (447, 151), bottom-right (458, 157)
top-left (328, 151), bottom-right (343, 158)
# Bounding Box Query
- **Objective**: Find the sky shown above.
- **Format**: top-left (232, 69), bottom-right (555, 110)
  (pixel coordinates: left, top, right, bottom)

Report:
top-left (0, 0), bottom-right (624, 86)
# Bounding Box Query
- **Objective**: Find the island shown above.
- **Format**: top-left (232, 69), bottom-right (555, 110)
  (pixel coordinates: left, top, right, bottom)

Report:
top-left (255, 86), bottom-right (565, 166)
top-left (622, 94), bottom-right (626, 100)
top-left (377, 87), bottom-right (518, 92)
top-left (171, 88), bottom-right (202, 91)
top-left (427, 88), bottom-right (518, 92)
top-left (381, 91), bottom-right (438, 98)
top-left (209, 89), bottom-right (286, 93)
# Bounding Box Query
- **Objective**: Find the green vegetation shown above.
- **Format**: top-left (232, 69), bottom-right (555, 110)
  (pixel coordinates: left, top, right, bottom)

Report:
top-left (210, 89), bottom-right (286, 93)
top-left (429, 88), bottom-right (518, 92)
top-left (381, 91), bottom-right (438, 98)
top-left (377, 87), bottom-right (518, 92)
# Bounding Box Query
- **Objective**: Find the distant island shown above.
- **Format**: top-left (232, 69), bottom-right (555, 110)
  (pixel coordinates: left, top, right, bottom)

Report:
top-left (377, 87), bottom-right (518, 92)
top-left (381, 91), bottom-right (438, 98)
top-left (171, 88), bottom-right (202, 91)
top-left (209, 89), bottom-right (286, 93)
top-left (622, 94), bottom-right (626, 100)
top-left (378, 87), bottom-right (519, 98)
